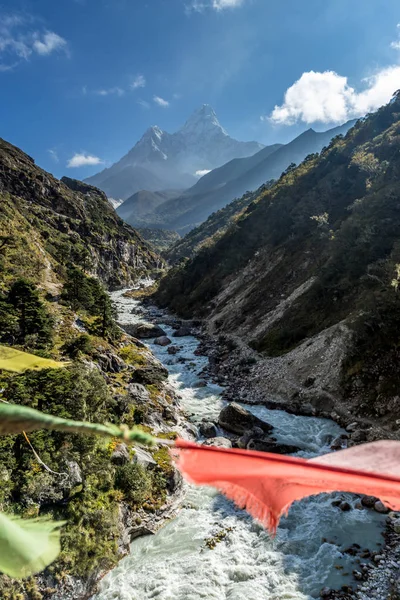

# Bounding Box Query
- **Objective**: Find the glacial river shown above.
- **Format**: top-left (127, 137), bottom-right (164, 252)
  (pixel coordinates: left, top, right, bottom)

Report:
top-left (95, 288), bottom-right (385, 600)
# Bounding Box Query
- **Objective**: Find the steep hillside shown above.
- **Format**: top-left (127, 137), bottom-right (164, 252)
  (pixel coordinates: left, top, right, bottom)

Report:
top-left (156, 93), bottom-right (400, 433)
top-left (0, 139), bottom-right (181, 600)
top-left (0, 138), bottom-right (160, 289)
top-left (165, 183), bottom-right (272, 263)
top-left (137, 227), bottom-right (181, 253)
top-left (131, 120), bottom-right (355, 235)
top-left (85, 105), bottom-right (263, 201)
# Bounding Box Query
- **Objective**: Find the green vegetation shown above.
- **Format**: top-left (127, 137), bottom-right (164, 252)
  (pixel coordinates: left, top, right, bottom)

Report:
top-left (137, 227), bottom-right (181, 253)
top-left (0, 137), bottom-right (171, 598)
top-left (61, 267), bottom-right (118, 339)
top-left (165, 183), bottom-right (273, 263)
top-left (0, 279), bottom-right (53, 349)
top-left (157, 91), bottom-right (400, 421)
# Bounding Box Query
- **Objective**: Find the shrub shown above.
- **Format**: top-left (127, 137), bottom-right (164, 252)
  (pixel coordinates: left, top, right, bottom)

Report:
top-left (114, 462), bottom-right (152, 504)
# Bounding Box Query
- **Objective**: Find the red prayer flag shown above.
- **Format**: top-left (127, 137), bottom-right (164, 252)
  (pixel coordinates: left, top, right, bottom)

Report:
top-left (172, 439), bottom-right (400, 534)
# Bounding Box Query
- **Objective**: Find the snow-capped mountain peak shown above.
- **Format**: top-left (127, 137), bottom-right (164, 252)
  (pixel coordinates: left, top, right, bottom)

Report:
top-left (85, 105), bottom-right (263, 200)
top-left (180, 104), bottom-right (228, 138)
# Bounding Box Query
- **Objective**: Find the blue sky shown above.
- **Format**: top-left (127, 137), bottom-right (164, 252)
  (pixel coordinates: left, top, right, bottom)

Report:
top-left (1, 0), bottom-right (400, 179)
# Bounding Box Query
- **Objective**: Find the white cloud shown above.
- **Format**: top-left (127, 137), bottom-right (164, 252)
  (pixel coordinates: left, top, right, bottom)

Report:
top-left (195, 169), bottom-right (211, 177)
top-left (95, 87), bottom-right (124, 97)
top-left (186, 0), bottom-right (245, 12)
top-left (268, 67), bottom-right (400, 125)
top-left (131, 74), bottom-right (146, 89)
top-left (48, 149), bottom-right (59, 163)
top-left (212, 0), bottom-right (244, 9)
top-left (0, 13), bottom-right (68, 70)
top-left (153, 95), bottom-right (170, 107)
top-left (391, 41), bottom-right (400, 50)
top-left (67, 153), bottom-right (103, 168)
top-left (137, 99), bottom-right (150, 109)
top-left (33, 32), bottom-right (68, 56)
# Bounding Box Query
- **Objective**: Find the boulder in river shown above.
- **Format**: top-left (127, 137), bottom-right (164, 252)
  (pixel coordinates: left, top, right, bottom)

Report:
top-left (361, 495), bottom-right (378, 508)
top-left (218, 402), bottom-right (273, 435)
top-left (167, 346), bottom-right (179, 355)
top-left (173, 327), bottom-right (192, 337)
top-left (373, 500), bottom-right (389, 514)
top-left (154, 336), bottom-right (172, 346)
top-left (237, 427), bottom-right (264, 449)
top-left (246, 439), bottom-right (301, 455)
top-left (203, 437), bottom-right (232, 448)
top-left (199, 421), bottom-right (218, 438)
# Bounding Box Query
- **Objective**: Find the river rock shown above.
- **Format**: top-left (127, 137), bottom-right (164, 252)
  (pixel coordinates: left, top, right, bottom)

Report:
top-left (199, 421), bottom-right (218, 438)
top-left (154, 336), bottom-right (172, 346)
top-left (218, 402), bottom-right (273, 435)
top-left (320, 588), bottom-right (331, 598)
top-left (330, 434), bottom-right (349, 451)
top-left (393, 518), bottom-right (400, 534)
top-left (350, 430), bottom-right (367, 442)
top-left (374, 500), bottom-right (389, 514)
top-left (194, 380), bottom-right (207, 388)
top-left (129, 525), bottom-right (155, 541)
top-left (173, 327), bottom-right (192, 337)
top-left (338, 501), bottom-right (352, 512)
top-left (362, 495), bottom-right (378, 508)
top-left (247, 439), bottom-right (301, 455)
top-left (203, 437), bottom-right (232, 448)
top-left (124, 323), bottom-right (167, 339)
top-left (167, 346), bottom-right (179, 355)
top-left (237, 427), bottom-right (264, 449)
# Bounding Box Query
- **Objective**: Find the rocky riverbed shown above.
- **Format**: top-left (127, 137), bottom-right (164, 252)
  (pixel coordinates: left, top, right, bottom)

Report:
top-left (89, 289), bottom-right (400, 600)
top-left (193, 330), bottom-right (400, 600)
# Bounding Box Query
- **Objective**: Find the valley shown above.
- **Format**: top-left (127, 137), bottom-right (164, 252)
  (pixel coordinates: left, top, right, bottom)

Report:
top-left (1, 85), bottom-right (400, 600)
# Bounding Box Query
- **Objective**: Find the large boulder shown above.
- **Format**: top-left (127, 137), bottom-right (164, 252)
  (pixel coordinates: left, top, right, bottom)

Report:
top-left (131, 363), bottom-right (168, 385)
top-left (154, 336), bottom-right (172, 346)
top-left (173, 327), bottom-right (192, 337)
top-left (127, 383), bottom-right (150, 404)
top-left (237, 427), bottom-right (264, 448)
top-left (132, 446), bottom-right (157, 469)
top-left (111, 443), bottom-right (130, 465)
top-left (218, 402), bottom-right (273, 435)
top-left (246, 439), bottom-right (300, 454)
top-left (203, 437), bottom-right (232, 448)
top-left (122, 323), bottom-right (167, 339)
top-left (199, 421), bottom-right (218, 438)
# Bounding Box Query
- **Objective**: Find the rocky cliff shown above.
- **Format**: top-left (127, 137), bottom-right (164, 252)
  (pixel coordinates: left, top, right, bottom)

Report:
top-left (0, 138), bottom-right (161, 290)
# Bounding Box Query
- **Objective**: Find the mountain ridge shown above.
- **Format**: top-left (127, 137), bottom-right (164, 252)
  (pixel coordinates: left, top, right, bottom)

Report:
top-left (155, 94), bottom-right (400, 439)
top-left (126, 120), bottom-right (356, 235)
top-left (85, 104), bottom-right (264, 201)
